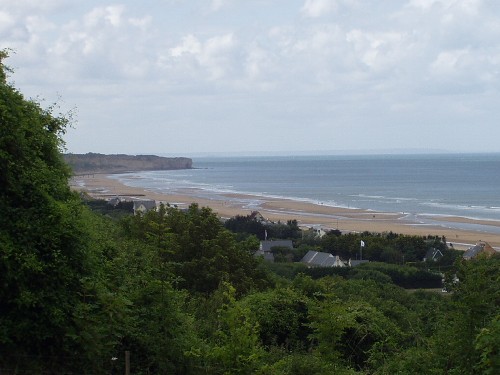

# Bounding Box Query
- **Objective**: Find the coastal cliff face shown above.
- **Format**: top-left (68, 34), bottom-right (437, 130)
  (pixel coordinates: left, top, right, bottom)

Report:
top-left (64, 153), bottom-right (192, 174)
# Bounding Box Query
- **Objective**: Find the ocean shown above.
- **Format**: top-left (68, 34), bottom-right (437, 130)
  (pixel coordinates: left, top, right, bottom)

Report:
top-left (110, 153), bottom-right (500, 232)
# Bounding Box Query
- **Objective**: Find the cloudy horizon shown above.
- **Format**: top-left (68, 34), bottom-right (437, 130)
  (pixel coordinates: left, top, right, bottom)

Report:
top-left (2, 0), bottom-right (500, 155)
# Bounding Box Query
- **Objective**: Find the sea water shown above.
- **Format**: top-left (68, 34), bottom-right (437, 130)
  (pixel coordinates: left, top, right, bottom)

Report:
top-left (110, 153), bottom-right (500, 225)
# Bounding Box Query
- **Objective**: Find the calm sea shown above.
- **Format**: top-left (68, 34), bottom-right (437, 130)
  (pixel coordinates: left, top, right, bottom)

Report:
top-left (111, 153), bottom-right (500, 228)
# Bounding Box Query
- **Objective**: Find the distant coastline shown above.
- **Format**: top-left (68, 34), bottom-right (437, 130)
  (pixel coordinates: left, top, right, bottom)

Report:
top-left (64, 153), bottom-right (192, 175)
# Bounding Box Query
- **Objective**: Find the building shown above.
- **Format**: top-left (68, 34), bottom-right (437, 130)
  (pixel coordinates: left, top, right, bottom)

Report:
top-left (249, 211), bottom-right (269, 224)
top-left (305, 226), bottom-right (327, 238)
top-left (107, 196), bottom-right (122, 207)
top-left (132, 199), bottom-right (157, 215)
top-left (463, 241), bottom-right (496, 260)
top-left (424, 248), bottom-right (444, 262)
top-left (301, 250), bottom-right (346, 267)
top-left (255, 240), bottom-right (294, 262)
top-left (259, 240), bottom-right (294, 252)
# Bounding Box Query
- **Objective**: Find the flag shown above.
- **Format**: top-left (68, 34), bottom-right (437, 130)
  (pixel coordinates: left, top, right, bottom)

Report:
top-left (360, 240), bottom-right (365, 247)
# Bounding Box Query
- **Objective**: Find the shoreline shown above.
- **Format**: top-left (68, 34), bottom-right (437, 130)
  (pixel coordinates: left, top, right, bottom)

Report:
top-left (70, 174), bottom-right (500, 250)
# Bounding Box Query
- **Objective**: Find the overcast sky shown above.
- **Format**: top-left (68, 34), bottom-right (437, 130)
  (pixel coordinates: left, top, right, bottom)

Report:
top-left (2, 0), bottom-right (500, 155)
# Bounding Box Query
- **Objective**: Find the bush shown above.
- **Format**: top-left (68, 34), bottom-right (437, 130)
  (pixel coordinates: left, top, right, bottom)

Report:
top-left (356, 262), bottom-right (442, 289)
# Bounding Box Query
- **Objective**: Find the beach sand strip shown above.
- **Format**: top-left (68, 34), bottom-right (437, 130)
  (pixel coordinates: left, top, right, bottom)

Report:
top-left (70, 174), bottom-right (500, 249)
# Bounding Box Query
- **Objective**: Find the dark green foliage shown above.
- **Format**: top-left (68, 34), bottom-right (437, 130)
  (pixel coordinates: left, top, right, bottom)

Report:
top-left (0, 54), bottom-right (200, 373)
top-left (242, 288), bottom-right (311, 350)
top-left (224, 214), bottom-right (267, 238)
top-left (261, 261), bottom-right (352, 280)
top-left (320, 231), bottom-right (447, 264)
top-left (378, 256), bottom-right (500, 374)
top-left (122, 203), bottom-right (271, 295)
top-left (475, 314), bottom-right (500, 375)
top-left (271, 244), bottom-right (310, 263)
top-left (257, 351), bottom-right (358, 375)
top-left (353, 262), bottom-right (442, 288)
top-left (84, 197), bottom-right (134, 217)
top-left (203, 283), bottom-right (264, 374)
top-left (433, 255), bottom-right (500, 374)
top-left (260, 261), bottom-right (309, 280)
top-left (308, 290), bottom-right (404, 371)
top-left (0, 50), bottom-right (91, 371)
top-left (304, 265), bottom-right (351, 279)
top-left (269, 219), bottom-right (301, 240)
top-left (350, 269), bottom-right (393, 284)
top-left (224, 213), bottom-right (301, 240)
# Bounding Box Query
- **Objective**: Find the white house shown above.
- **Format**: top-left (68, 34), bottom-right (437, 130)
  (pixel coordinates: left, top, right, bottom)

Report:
top-left (133, 200), bottom-right (157, 215)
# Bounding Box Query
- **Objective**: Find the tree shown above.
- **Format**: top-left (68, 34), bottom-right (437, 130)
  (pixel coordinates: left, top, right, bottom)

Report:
top-left (309, 298), bottom-right (402, 371)
top-left (428, 256), bottom-right (500, 374)
top-left (122, 203), bottom-right (270, 295)
top-left (475, 314), bottom-right (500, 375)
top-left (206, 283), bottom-right (264, 374)
top-left (242, 288), bottom-right (311, 350)
top-left (224, 214), bottom-right (267, 239)
top-left (0, 50), bottom-right (92, 371)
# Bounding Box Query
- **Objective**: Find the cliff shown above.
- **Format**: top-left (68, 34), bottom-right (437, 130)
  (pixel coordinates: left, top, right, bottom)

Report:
top-left (64, 153), bottom-right (192, 174)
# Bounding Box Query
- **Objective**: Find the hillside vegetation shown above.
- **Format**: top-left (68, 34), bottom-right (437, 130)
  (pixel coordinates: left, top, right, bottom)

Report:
top-left (64, 153), bottom-right (192, 174)
top-left (1, 50), bottom-right (499, 374)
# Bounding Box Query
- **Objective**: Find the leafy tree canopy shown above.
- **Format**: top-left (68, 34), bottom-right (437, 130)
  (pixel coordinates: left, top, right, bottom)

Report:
top-left (0, 49), bottom-right (91, 370)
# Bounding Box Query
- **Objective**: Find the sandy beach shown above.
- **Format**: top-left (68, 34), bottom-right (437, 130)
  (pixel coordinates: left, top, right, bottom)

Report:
top-left (71, 174), bottom-right (500, 250)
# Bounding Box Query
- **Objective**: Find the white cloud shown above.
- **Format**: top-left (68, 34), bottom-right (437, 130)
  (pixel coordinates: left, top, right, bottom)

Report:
top-left (210, 0), bottom-right (230, 11)
top-left (128, 15), bottom-right (152, 30)
top-left (240, 42), bottom-right (279, 91)
top-left (202, 34), bottom-right (237, 80)
top-left (430, 48), bottom-right (469, 76)
top-left (301, 0), bottom-right (338, 17)
top-left (408, 0), bottom-right (480, 14)
top-left (170, 34), bottom-right (202, 57)
top-left (84, 5), bottom-right (124, 28)
top-left (0, 0), bottom-right (66, 14)
top-left (245, 44), bottom-right (268, 79)
top-left (0, 11), bottom-right (16, 35)
top-left (346, 29), bottom-right (408, 72)
top-left (169, 33), bottom-right (236, 80)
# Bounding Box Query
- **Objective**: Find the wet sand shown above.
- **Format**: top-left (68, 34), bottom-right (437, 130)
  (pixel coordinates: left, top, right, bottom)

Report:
top-left (70, 174), bottom-right (500, 250)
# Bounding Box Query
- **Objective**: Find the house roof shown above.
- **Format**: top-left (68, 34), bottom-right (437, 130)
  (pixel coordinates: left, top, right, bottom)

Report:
top-left (322, 255), bottom-right (341, 267)
top-left (256, 251), bottom-right (275, 262)
top-left (249, 211), bottom-right (267, 222)
top-left (260, 240), bottom-right (294, 252)
top-left (463, 241), bottom-right (496, 260)
top-left (424, 248), bottom-right (444, 261)
top-left (254, 247), bottom-right (275, 261)
top-left (301, 250), bottom-right (345, 267)
top-left (133, 200), bottom-right (157, 211)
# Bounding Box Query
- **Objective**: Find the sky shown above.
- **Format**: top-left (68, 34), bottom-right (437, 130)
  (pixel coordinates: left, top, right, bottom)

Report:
top-left (1, 0), bottom-right (500, 155)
